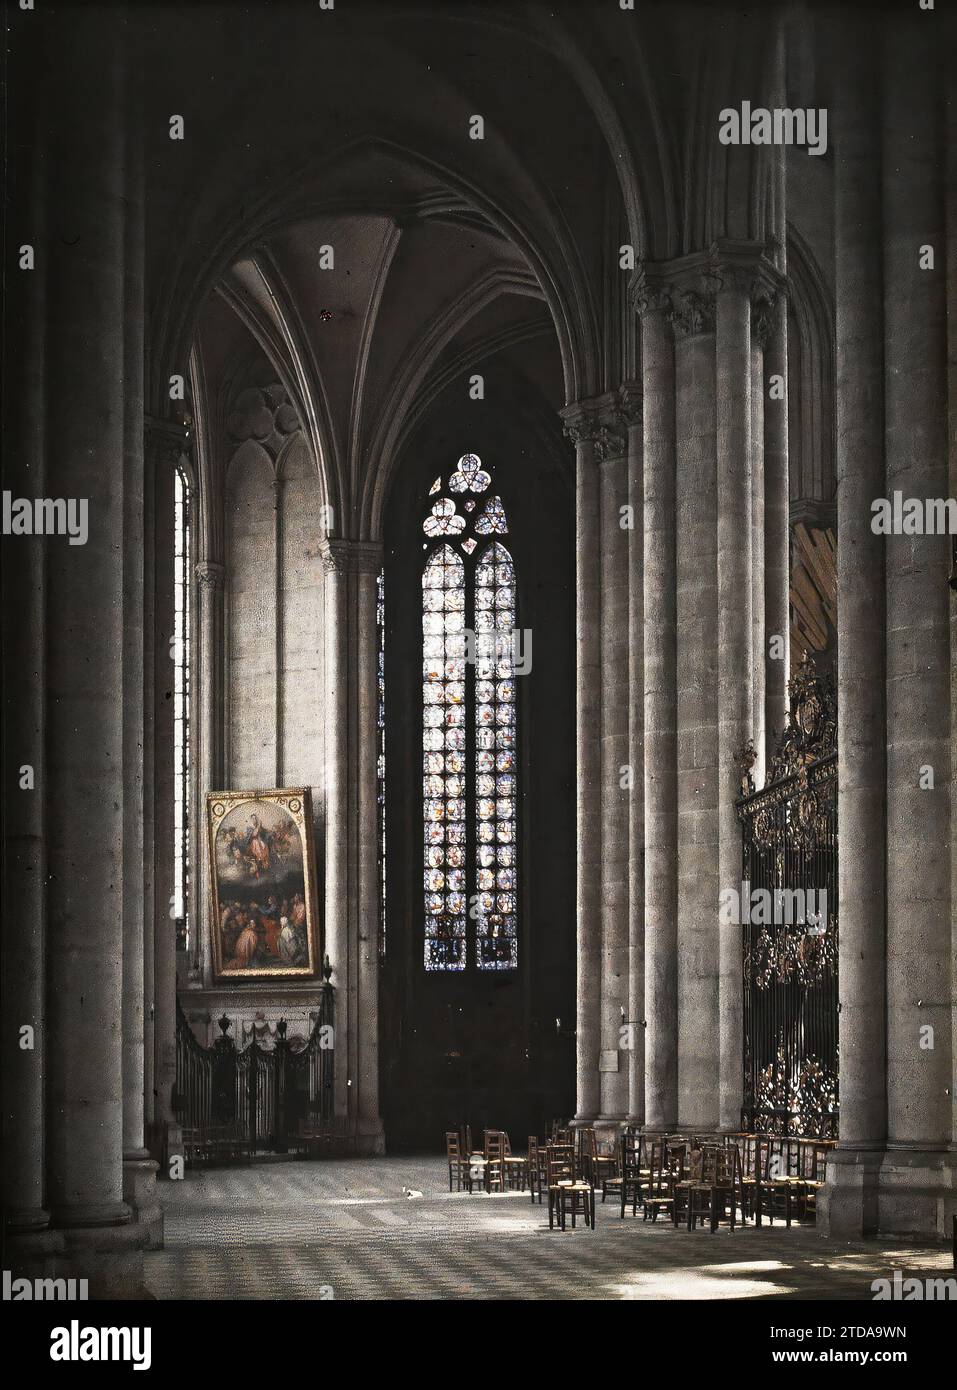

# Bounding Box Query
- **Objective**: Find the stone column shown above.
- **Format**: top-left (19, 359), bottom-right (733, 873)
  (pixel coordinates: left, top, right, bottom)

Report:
top-left (714, 243), bottom-right (755, 1132)
top-left (764, 37), bottom-right (790, 752)
top-left (821, 29), bottom-right (887, 1235)
top-left (764, 289), bottom-right (791, 750)
top-left (635, 283), bottom-right (678, 1131)
top-left (621, 383), bottom-right (645, 1123)
top-left (750, 300), bottom-right (771, 786)
top-left (273, 476), bottom-right (286, 783)
top-left (597, 397), bottom-right (630, 1121)
top-left (120, 96), bottom-right (161, 1246)
top-left (320, 540), bottom-right (351, 1118)
top-left (146, 426), bottom-right (191, 1164)
top-left (1, 57), bottom-right (50, 1243)
top-left (356, 548), bottom-right (386, 1153)
top-left (949, 25), bottom-right (957, 1157)
top-left (560, 403), bottom-right (602, 1122)
top-left (671, 273), bottom-right (720, 1131)
top-left (193, 557), bottom-right (226, 978)
top-left (42, 16), bottom-right (146, 1290)
top-left (882, 23), bottom-right (952, 1190)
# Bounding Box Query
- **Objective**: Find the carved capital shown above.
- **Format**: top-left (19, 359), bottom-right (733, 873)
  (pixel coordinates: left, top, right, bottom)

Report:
top-left (617, 380), bottom-right (642, 428)
top-left (595, 426), bottom-right (627, 464)
top-left (560, 394), bottom-right (626, 460)
top-left (194, 561), bottom-right (226, 592)
top-left (751, 290), bottom-right (777, 350)
top-left (318, 538), bottom-right (383, 576)
top-left (593, 391), bottom-right (626, 463)
top-left (559, 400), bottom-right (600, 447)
top-left (630, 266), bottom-right (673, 319)
top-left (670, 286), bottom-right (718, 339)
top-left (710, 238), bottom-right (783, 306)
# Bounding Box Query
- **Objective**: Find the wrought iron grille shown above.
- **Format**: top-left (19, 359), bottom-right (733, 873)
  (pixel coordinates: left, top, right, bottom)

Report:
top-left (174, 965), bottom-right (335, 1159)
top-left (736, 657), bottom-right (838, 1139)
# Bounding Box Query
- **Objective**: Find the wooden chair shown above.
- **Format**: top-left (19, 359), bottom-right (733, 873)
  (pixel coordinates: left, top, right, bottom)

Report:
top-left (578, 1126), bottom-right (620, 1198)
top-left (546, 1145), bottom-right (594, 1230)
top-left (799, 1140), bottom-right (832, 1221)
top-left (642, 1140), bottom-right (682, 1225)
top-left (730, 1133), bottom-right (760, 1221)
top-left (501, 1132), bottom-right (529, 1191)
top-left (611, 1129), bottom-right (644, 1217)
top-left (755, 1135), bottom-right (801, 1226)
top-left (528, 1136), bottom-right (547, 1204)
top-left (446, 1130), bottom-right (470, 1192)
top-left (482, 1129), bottom-right (506, 1193)
top-left (684, 1144), bottom-right (743, 1231)
top-left (458, 1125), bottom-right (489, 1193)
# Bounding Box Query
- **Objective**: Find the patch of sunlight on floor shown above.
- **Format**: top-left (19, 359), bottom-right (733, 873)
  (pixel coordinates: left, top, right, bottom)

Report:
top-left (705, 1259), bottom-right (789, 1273)
top-left (825, 1250), bottom-right (952, 1272)
top-left (442, 1189), bottom-right (530, 1200)
top-left (604, 1269), bottom-right (794, 1300)
top-left (471, 1213), bottom-right (551, 1234)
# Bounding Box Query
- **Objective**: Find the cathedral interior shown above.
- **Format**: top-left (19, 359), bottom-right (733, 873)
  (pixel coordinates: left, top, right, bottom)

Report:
top-left (1, 0), bottom-right (956, 1317)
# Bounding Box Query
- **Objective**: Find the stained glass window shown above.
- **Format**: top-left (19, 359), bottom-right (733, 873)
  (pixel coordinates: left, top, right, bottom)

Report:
top-left (423, 497), bottom-right (466, 538)
top-left (474, 542), bottom-right (518, 970)
top-left (173, 464), bottom-right (191, 953)
top-left (474, 495), bottom-right (508, 535)
top-left (420, 456), bottom-right (518, 971)
top-left (422, 545), bottom-right (467, 969)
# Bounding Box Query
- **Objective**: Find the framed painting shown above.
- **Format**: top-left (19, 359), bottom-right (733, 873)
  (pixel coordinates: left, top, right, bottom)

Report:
top-left (206, 788), bottom-right (320, 981)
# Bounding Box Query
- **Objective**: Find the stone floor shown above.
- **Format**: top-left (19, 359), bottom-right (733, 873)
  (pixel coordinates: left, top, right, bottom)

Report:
top-left (144, 1156), bottom-right (951, 1300)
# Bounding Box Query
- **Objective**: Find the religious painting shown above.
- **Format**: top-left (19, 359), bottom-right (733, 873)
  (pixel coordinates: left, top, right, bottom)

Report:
top-left (206, 788), bottom-right (320, 981)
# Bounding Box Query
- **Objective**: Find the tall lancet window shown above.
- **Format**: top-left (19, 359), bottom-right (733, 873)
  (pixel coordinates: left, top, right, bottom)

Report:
top-left (421, 454), bottom-right (518, 972)
top-left (173, 463), bottom-right (192, 952)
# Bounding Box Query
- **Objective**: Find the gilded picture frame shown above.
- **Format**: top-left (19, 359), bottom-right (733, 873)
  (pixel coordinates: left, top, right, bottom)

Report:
top-left (206, 788), bottom-right (320, 981)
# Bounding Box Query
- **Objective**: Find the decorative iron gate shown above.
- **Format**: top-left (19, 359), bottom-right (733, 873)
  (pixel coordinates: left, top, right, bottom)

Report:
top-left (736, 657), bottom-right (838, 1138)
top-left (174, 966), bottom-right (335, 1158)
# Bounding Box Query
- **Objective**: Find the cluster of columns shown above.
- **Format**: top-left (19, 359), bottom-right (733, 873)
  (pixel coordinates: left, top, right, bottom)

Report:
top-left (563, 238), bottom-right (792, 1137)
top-left (1, 12), bottom-right (164, 1293)
top-left (820, 18), bottom-right (956, 1238)
top-left (318, 539), bottom-right (385, 1152)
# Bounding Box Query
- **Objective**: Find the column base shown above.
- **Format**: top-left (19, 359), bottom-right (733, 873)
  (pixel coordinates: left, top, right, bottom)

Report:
top-left (146, 1119), bottom-right (184, 1173)
top-left (817, 1146), bottom-right (883, 1237)
top-left (355, 1117), bottom-right (386, 1156)
top-left (5, 1221), bottom-right (149, 1300)
top-left (820, 1146), bottom-right (957, 1239)
top-left (48, 1200), bottom-right (133, 1229)
top-left (4, 1206), bottom-right (51, 1233)
top-left (123, 1156), bottom-right (164, 1250)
